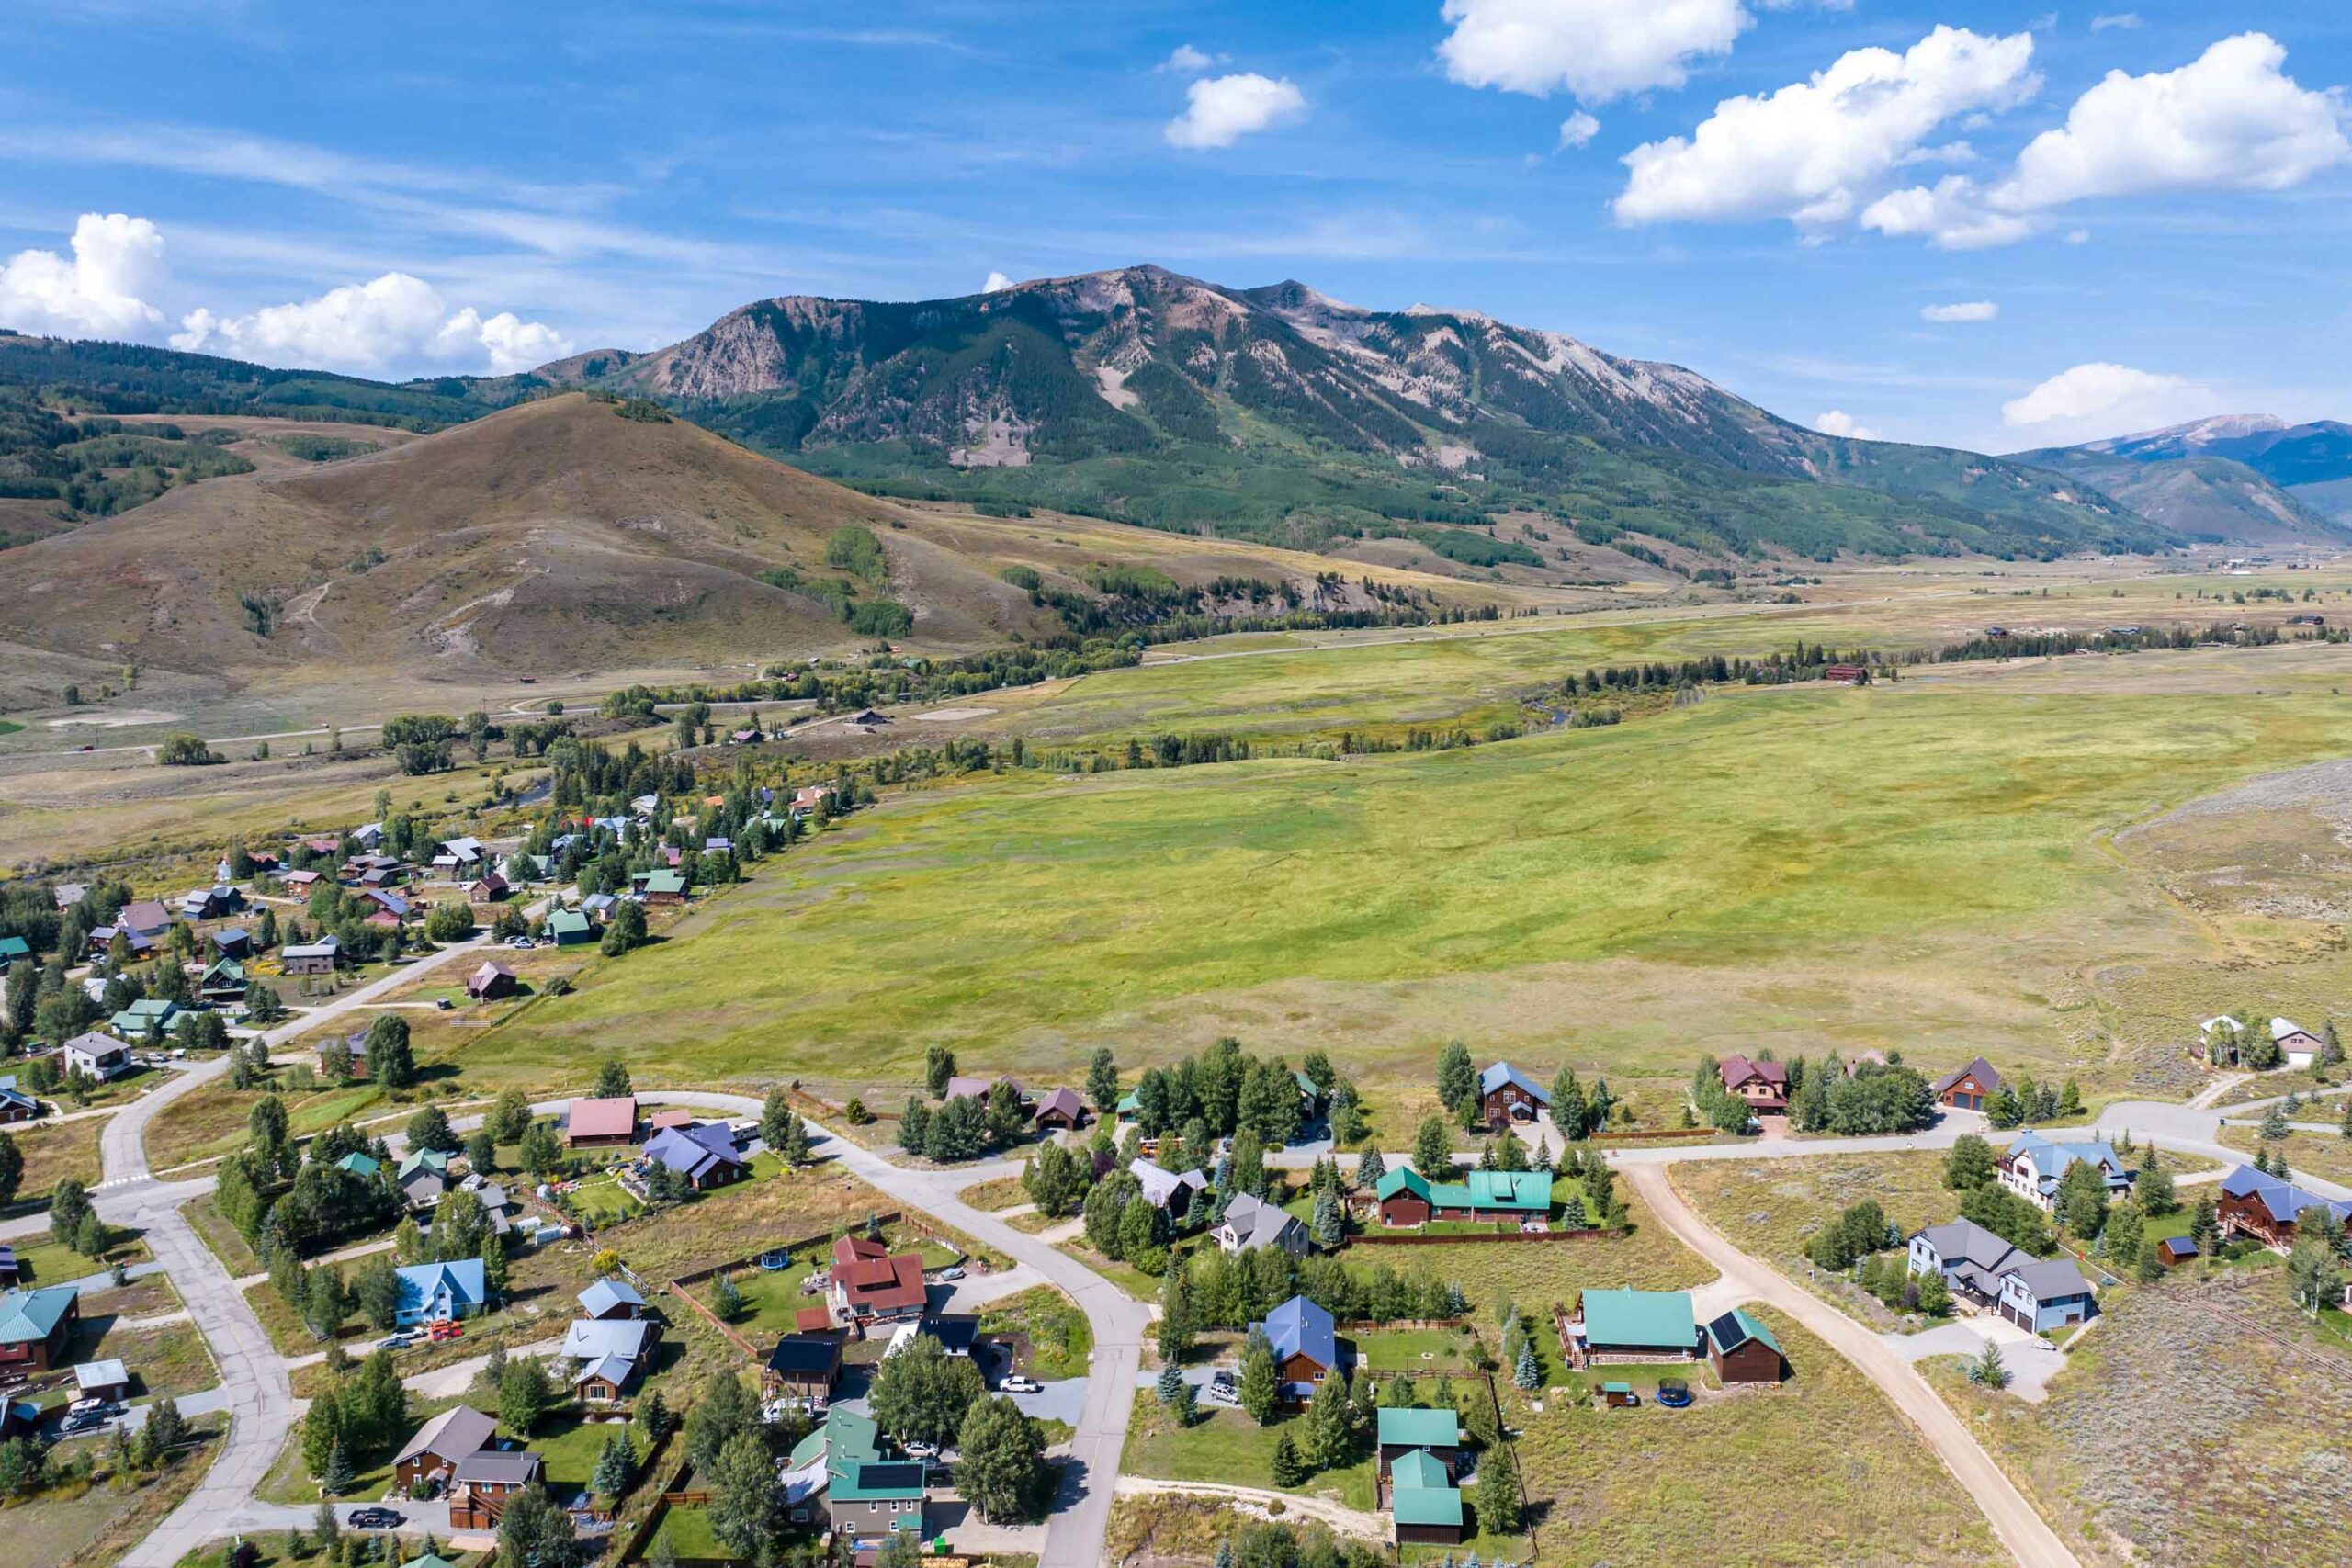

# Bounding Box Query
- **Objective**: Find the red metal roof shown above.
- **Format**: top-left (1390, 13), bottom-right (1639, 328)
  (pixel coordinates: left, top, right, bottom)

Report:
top-left (567, 1097), bottom-right (638, 1138)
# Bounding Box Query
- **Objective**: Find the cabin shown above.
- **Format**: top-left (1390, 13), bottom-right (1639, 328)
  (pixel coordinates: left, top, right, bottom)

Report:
top-left (1129, 1158), bottom-right (1208, 1219)
top-left (64, 1032), bottom-right (135, 1079)
top-left (1250, 1295), bottom-right (1343, 1408)
top-left (2156, 1235), bottom-right (2199, 1268)
top-left (1716, 1055), bottom-right (1788, 1114)
top-left (1930, 1056), bottom-right (2003, 1111)
top-left (1576, 1288), bottom-right (1699, 1364)
top-left (209, 927), bottom-right (252, 961)
top-left (472, 871), bottom-right (512, 903)
top-left (944, 1075), bottom-right (1028, 1109)
top-left (465, 961), bottom-right (518, 1002)
top-left (1374, 1167), bottom-right (1553, 1227)
top-left (1374, 1405), bottom-right (1461, 1481)
top-left (782, 1406), bottom-right (925, 1540)
top-left (1386, 1448), bottom-right (1466, 1546)
top-left (392, 1404), bottom-right (497, 1492)
top-left (198, 958), bottom-right (247, 1005)
top-left (279, 937), bottom-right (343, 975)
top-left (448, 1449), bottom-right (544, 1529)
top-left (2216, 1164), bottom-right (2352, 1251)
top-left (1476, 1061), bottom-right (1550, 1129)
top-left (394, 1259), bottom-right (488, 1326)
top-left (1213, 1191), bottom-right (1312, 1257)
top-left (636, 869), bottom-right (688, 905)
top-left (566, 1096), bottom-right (639, 1149)
top-left (546, 909), bottom-right (594, 946)
top-left (829, 1235), bottom-right (928, 1322)
top-left (397, 1148), bottom-right (449, 1209)
top-left (1704, 1308), bottom-right (1788, 1384)
top-left (763, 1332), bottom-right (845, 1403)
top-left (1823, 663), bottom-right (1867, 683)
top-left (1998, 1131), bottom-right (2131, 1213)
top-left (577, 1278), bottom-right (646, 1320)
top-left (0, 1286), bottom-right (80, 1375)
top-left (561, 1317), bottom-right (658, 1404)
top-left (114, 901), bottom-right (174, 940)
top-left (360, 889), bottom-right (412, 922)
top-left (644, 1122), bottom-right (748, 1190)
top-left (1031, 1087), bottom-right (1088, 1132)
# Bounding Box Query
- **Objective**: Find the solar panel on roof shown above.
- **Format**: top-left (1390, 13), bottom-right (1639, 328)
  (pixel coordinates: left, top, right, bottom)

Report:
top-left (862, 1461), bottom-right (924, 1488)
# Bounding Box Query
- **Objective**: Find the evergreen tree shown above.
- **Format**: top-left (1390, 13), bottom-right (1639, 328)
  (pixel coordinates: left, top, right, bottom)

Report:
top-left (1942, 1134), bottom-right (1996, 1190)
top-left (322, 1440), bottom-right (355, 1496)
top-left (2188, 1196), bottom-right (2221, 1255)
top-left (1357, 1145), bottom-right (1386, 1191)
top-left (366, 1014), bottom-right (415, 1089)
top-left (1474, 1441), bottom-right (1522, 1534)
top-left (925, 1045), bottom-right (957, 1098)
top-left (1435, 1041), bottom-right (1475, 1113)
top-left (593, 1056), bottom-right (632, 1099)
top-left (1412, 1116), bottom-right (1453, 1179)
top-left (1269, 1431), bottom-right (1305, 1487)
top-left (1514, 1341), bottom-right (1541, 1390)
top-left (1087, 1048), bottom-right (1120, 1114)
top-left (1156, 1363), bottom-right (1185, 1405)
top-left (1238, 1330), bottom-right (1279, 1425)
top-left (1303, 1369), bottom-right (1351, 1470)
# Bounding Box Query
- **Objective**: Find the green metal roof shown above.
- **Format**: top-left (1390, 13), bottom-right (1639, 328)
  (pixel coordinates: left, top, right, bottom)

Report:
top-left (831, 1459), bottom-right (925, 1504)
top-left (641, 870), bottom-right (687, 894)
top-left (0, 937), bottom-right (31, 959)
top-left (1376, 1406), bottom-right (1460, 1448)
top-left (547, 909), bottom-right (590, 935)
top-left (1115, 1090), bottom-right (1140, 1113)
top-left (1389, 1475), bottom-right (1464, 1527)
top-left (0, 1286), bottom-right (78, 1346)
top-left (336, 1152), bottom-right (381, 1177)
top-left (1709, 1306), bottom-right (1783, 1357)
top-left (1600, 1381), bottom-right (1632, 1393)
top-left (1375, 1167), bottom-right (1430, 1201)
top-left (1580, 1288), bottom-right (1697, 1352)
top-left (1381, 1165), bottom-right (1552, 1213)
top-left (1387, 1448), bottom-right (1451, 1492)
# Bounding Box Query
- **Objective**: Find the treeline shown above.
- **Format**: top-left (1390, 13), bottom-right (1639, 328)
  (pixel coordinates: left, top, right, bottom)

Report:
top-left (1687, 1052), bottom-right (1936, 1137)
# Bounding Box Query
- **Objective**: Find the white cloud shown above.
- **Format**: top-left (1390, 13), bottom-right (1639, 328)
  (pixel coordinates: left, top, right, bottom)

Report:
top-left (1921, 299), bottom-right (1998, 322)
top-left (2089, 13), bottom-right (2141, 31)
top-left (1165, 73), bottom-right (1307, 149)
top-left (2064, 226), bottom-right (2091, 243)
top-left (2001, 361), bottom-right (2211, 442)
top-left (1557, 111), bottom-right (1601, 150)
top-left (171, 271), bottom-right (571, 374)
top-left (0, 213), bottom-right (168, 337)
top-left (1438, 0), bottom-right (1750, 105)
top-left (1614, 28), bottom-right (2039, 231)
top-left (1815, 410), bottom-right (1883, 440)
top-left (983, 270), bottom-right (1015, 292)
top-left (1870, 33), bottom-right (2350, 248)
top-left (1160, 44), bottom-right (1224, 74)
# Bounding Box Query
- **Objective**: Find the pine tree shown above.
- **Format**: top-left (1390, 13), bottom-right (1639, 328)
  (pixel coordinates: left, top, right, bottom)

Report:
top-left (1514, 1341), bottom-right (1541, 1390)
top-left (1268, 1432), bottom-right (1305, 1487)
top-left (1475, 1440), bottom-right (1522, 1533)
top-left (1304, 1371), bottom-right (1351, 1469)
top-left (322, 1439), bottom-right (355, 1496)
top-left (1156, 1364), bottom-right (1184, 1405)
top-left (1238, 1331), bottom-right (1279, 1425)
top-left (1357, 1145), bottom-right (1385, 1190)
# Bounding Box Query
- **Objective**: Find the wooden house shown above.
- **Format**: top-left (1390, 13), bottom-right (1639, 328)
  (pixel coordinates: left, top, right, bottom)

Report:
top-left (391, 1404), bottom-right (496, 1492)
top-left (1476, 1061), bottom-right (1550, 1129)
top-left (1929, 1057), bottom-right (2002, 1111)
top-left (1716, 1055), bottom-right (1788, 1113)
top-left (1703, 1308), bottom-right (1788, 1384)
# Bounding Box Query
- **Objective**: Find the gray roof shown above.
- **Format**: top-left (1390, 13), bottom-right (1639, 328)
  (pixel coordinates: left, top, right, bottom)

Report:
top-left (1218, 1191), bottom-right (1308, 1252)
top-left (1129, 1158), bottom-right (1206, 1208)
top-left (2005, 1258), bottom-right (2092, 1303)
top-left (560, 1317), bottom-right (655, 1365)
top-left (454, 1449), bottom-right (544, 1486)
top-left (394, 1404), bottom-right (496, 1469)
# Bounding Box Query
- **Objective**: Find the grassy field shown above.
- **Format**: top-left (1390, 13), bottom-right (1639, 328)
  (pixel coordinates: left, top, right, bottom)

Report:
top-left (463, 665), bottom-right (2352, 1107)
top-left (6, 1418), bottom-right (222, 1568)
top-left (6, 1231), bottom-right (153, 1287)
top-left (978, 1284), bottom-right (1093, 1380)
top-left (1120, 1393), bottom-right (1376, 1511)
top-left (1516, 1309), bottom-right (1997, 1566)
top-left (2222, 1123), bottom-right (2352, 1187)
top-left (145, 1074), bottom-right (394, 1171)
top-left (1931, 1271), bottom-right (2352, 1565)
top-left (1670, 1151), bottom-right (1970, 1314)
top-left (6, 1115), bottom-right (103, 1208)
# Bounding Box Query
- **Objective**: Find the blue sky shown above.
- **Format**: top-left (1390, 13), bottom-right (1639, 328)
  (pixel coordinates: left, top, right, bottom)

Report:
top-left (1, 1), bottom-right (2347, 453)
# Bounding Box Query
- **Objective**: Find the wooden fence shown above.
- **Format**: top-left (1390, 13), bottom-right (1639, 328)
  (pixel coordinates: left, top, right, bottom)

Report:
top-left (669, 1213), bottom-right (904, 1288)
top-left (663, 1278), bottom-right (764, 1361)
top-left (1590, 1127), bottom-right (1719, 1143)
top-left (1352, 1225), bottom-right (1611, 1247)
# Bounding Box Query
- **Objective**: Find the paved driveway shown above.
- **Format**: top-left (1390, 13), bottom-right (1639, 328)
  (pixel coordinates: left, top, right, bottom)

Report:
top-left (1883, 1316), bottom-right (2069, 1404)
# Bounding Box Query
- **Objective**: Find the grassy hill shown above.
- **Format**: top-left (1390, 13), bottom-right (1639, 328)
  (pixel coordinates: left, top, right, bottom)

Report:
top-left (2007, 445), bottom-right (2350, 546)
top-left (0, 391), bottom-right (1540, 705)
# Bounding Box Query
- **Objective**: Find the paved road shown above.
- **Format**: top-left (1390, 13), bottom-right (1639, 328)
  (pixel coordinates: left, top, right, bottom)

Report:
top-left (1623, 1162), bottom-right (2082, 1568)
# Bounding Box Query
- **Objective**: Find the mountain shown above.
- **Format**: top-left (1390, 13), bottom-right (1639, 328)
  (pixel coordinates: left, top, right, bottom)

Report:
top-left (537, 265), bottom-right (2163, 563)
top-left (2010, 415), bottom-right (2352, 542)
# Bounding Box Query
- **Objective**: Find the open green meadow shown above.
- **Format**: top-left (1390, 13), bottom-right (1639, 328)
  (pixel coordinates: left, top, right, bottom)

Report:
top-left (465, 660), bottom-right (2352, 1103)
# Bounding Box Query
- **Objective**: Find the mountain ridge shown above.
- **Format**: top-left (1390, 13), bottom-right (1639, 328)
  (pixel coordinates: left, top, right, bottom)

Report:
top-left (2011, 413), bottom-right (2352, 541)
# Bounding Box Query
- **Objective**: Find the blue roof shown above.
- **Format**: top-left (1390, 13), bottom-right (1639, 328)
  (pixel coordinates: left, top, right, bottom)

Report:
top-left (579, 1278), bottom-right (646, 1315)
top-left (0, 1285), bottom-right (78, 1346)
top-left (646, 1122), bottom-right (743, 1179)
top-left (393, 1259), bottom-right (486, 1314)
top-left (2221, 1164), bottom-right (2352, 1228)
top-left (1254, 1294), bottom-right (1337, 1371)
top-left (2007, 1131), bottom-right (2128, 1195)
top-left (1478, 1061), bottom-right (1550, 1104)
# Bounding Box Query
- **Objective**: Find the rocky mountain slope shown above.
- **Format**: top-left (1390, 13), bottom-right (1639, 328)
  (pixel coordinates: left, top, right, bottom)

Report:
top-left (540, 265), bottom-right (2164, 562)
top-left (2011, 415), bottom-right (2352, 543)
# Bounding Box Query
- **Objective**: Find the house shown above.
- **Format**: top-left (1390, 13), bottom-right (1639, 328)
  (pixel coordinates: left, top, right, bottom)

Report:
top-left (1716, 1055), bottom-right (1788, 1113)
top-left (1577, 1288), bottom-right (1699, 1363)
top-left (1930, 1057), bottom-right (2003, 1111)
top-left (74, 1358), bottom-right (130, 1403)
top-left (1998, 1131), bottom-right (2131, 1213)
top-left (392, 1404), bottom-right (497, 1491)
top-left (360, 888), bottom-right (412, 921)
top-left (636, 869), bottom-right (688, 905)
top-left (1128, 1158), bottom-right (1208, 1219)
top-left (566, 1096), bottom-right (639, 1148)
top-left (279, 937), bottom-right (343, 975)
top-left (209, 927), bottom-right (253, 961)
top-left (1250, 1295), bottom-right (1343, 1406)
top-left (466, 961), bottom-right (518, 1001)
top-left (1997, 1258), bottom-right (2098, 1333)
top-left (1843, 1049), bottom-right (1890, 1077)
top-left (106, 999), bottom-right (177, 1043)
top-left (1214, 1191), bottom-right (1312, 1257)
top-left (546, 909), bottom-right (594, 946)
top-left (763, 1332), bottom-right (844, 1403)
top-left (1703, 1309), bottom-right (1788, 1384)
top-left (282, 870), bottom-right (322, 892)
top-left (790, 784), bottom-right (837, 816)
top-left (1374, 1404), bottom-right (1461, 1481)
top-left (917, 1314), bottom-right (980, 1359)
top-left (944, 1075), bottom-right (1027, 1107)
top-left (577, 1278), bottom-right (646, 1320)
top-left (1031, 1087), bottom-right (1087, 1132)
top-left (828, 1235), bottom-right (928, 1322)
top-left (0, 1085), bottom-right (39, 1125)
top-left (335, 1150), bottom-right (381, 1179)
top-left (435, 836), bottom-right (486, 871)
top-left (2268, 1018), bottom-right (2324, 1070)
top-left (0, 936), bottom-right (28, 964)
top-left (179, 886), bottom-right (241, 920)
top-left (1906, 1219), bottom-right (2028, 1307)
top-left (351, 822), bottom-right (385, 851)
top-left (448, 1449), bottom-right (544, 1529)
top-left (115, 900), bottom-right (173, 939)
top-left (2216, 1164), bottom-right (2352, 1250)
top-left (198, 958), bottom-right (246, 1005)
top-left (396, 1148), bottom-right (450, 1209)
top-left (1386, 1448), bottom-right (1466, 1547)
top-left (85, 924), bottom-right (154, 960)
top-left (51, 884), bottom-right (86, 910)
top-left (0, 1285), bottom-right (81, 1375)
top-left (320, 1027), bottom-right (370, 1079)
top-left (561, 1317), bottom-right (659, 1403)
top-left (1476, 1061), bottom-right (1550, 1129)
top-left (64, 1032), bottom-right (136, 1079)
top-left (1824, 662), bottom-right (1867, 683)
top-left (644, 1122), bottom-right (748, 1190)
top-left (783, 1405), bottom-right (924, 1540)
top-left (1374, 1167), bottom-right (1553, 1227)
top-left (393, 1259), bottom-right (488, 1326)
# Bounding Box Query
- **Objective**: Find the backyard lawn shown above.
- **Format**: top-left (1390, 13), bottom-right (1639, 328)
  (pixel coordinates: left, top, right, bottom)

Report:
top-left (1120, 1393), bottom-right (1376, 1512)
top-left (1351, 1325), bottom-right (1482, 1373)
top-left (5, 1231), bottom-right (153, 1288)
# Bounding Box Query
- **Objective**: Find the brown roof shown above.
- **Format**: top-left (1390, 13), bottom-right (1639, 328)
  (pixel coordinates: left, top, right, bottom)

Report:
top-left (1034, 1087), bottom-right (1085, 1121)
top-left (838, 1251), bottom-right (927, 1313)
top-left (1719, 1054), bottom-right (1787, 1089)
top-left (648, 1107), bottom-right (694, 1131)
top-left (1930, 1056), bottom-right (2004, 1096)
top-left (568, 1097), bottom-right (638, 1138)
top-left (796, 1305), bottom-right (834, 1332)
top-left (393, 1404), bottom-right (496, 1470)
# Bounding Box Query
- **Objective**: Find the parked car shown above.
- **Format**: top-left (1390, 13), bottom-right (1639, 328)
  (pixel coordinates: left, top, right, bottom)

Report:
top-left (901, 1439), bottom-right (939, 1459)
top-left (66, 1398), bottom-right (108, 1417)
top-left (1203, 1374), bottom-right (1239, 1406)
top-left (933, 1265), bottom-right (966, 1282)
top-left (1000, 1374), bottom-right (1042, 1394)
top-left (374, 1334), bottom-right (413, 1352)
top-left (1656, 1379), bottom-right (1692, 1408)
top-left (348, 1507), bottom-right (404, 1529)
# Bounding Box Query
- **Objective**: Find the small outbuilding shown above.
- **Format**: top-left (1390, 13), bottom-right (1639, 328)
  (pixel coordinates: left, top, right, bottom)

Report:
top-left (1703, 1307), bottom-right (1788, 1384)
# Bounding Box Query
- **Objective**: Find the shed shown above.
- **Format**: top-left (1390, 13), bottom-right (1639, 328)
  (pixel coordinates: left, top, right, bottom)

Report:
top-left (1703, 1307), bottom-right (1788, 1384)
top-left (74, 1358), bottom-right (130, 1402)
